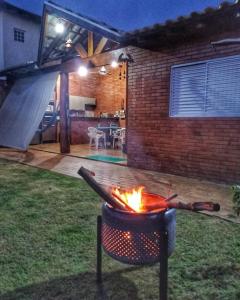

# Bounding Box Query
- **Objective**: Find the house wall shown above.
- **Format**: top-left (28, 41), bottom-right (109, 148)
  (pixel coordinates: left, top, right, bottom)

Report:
top-left (127, 31), bottom-right (240, 184)
top-left (1, 10), bottom-right (40, 70)
top-left (0, 11), bottom-right (4, 70)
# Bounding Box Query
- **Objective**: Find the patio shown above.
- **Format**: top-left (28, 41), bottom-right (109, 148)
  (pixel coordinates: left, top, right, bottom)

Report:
top-left (30, 143), bottom-right (127, 165)
top-left (0, 147), bottom-right (237, 223)
top-left (0, 158), bottom-right (239, 300)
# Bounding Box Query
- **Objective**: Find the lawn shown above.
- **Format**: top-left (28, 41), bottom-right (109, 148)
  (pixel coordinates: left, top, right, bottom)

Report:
top-left (0, 158), bottom-right (239, 300)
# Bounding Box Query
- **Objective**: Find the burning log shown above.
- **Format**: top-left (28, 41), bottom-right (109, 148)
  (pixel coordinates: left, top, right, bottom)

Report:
top-left (113, 187), bottom-right (220, 213)
top-left (78, 167), bottom-right (220, 214)
top-left (78, 167), bottom-right (135, 212)
top-left (151, 201), bottom-right (220, 213)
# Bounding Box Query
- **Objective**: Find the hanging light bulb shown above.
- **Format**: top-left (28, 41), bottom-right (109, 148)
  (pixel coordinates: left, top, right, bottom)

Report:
top-left (78, 66), bottom-right (88, 77)
top-left (55, 20), bottom-right (65, 34)
top-left (111, 60), bottom-right (118, 68)
top-left (65, 38), bottom-right (73, 48)
top-left (99, 66), bottom-right (107, 75)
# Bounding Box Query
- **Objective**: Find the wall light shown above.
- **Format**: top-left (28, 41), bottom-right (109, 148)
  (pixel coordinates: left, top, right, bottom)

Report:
top-left (78, 66), bottom-right (88, 77)
top-left (55, 21), bottom-right (65, 34)
top-left (111, 60), bottom-right (118, 68)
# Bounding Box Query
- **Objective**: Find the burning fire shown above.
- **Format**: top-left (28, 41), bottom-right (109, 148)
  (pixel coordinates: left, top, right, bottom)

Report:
top-left (112, 186), bottom-right (145, 213)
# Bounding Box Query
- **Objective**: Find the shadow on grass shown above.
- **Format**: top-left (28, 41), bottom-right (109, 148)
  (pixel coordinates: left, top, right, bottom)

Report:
top-left (0, 270), bottom-right (140, 300)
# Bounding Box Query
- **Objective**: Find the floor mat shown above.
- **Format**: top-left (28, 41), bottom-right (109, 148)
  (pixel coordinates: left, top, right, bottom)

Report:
top-left (86, 155), bottom-right (127, 163)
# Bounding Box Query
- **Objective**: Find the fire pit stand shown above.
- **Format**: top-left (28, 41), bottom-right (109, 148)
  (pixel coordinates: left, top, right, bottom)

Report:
top-left (96, 204), bottom-right (176, 300)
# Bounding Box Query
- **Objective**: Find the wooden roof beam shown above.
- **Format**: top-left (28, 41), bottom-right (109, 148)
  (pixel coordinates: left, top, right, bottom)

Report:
top-left (88, 31), bottom-right (94, 56)
top-left (94, 37), bottom-right (108, 55)
top-left (75, 43), bottom-right (88, 58)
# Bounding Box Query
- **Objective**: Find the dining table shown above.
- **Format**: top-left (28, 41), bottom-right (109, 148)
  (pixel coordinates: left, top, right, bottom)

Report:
top-left (96, 125), bottom-right (122, 148)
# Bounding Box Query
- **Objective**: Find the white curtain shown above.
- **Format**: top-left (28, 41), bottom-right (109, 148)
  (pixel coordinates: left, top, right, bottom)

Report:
top-left (0, 71), bottom-right (59, 150)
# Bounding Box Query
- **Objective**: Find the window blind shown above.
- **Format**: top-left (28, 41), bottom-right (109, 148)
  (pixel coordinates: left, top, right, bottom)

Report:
top-left (170, 55), bottom-right (240, 117)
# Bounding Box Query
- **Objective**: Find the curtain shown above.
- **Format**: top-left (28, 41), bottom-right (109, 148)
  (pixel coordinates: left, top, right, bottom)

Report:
top-left (0, 71), bottom-right (59, 150)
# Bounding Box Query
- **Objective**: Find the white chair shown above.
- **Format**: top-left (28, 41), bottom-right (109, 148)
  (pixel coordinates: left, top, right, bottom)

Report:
top-left (113, 128), bottom-right (126, 149)
top-left (88, 127), bottom-right (106, 149)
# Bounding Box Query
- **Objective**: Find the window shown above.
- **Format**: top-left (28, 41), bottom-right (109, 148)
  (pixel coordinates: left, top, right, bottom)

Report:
top-left (169, 55), bottom-right (240, 117)
top-left (14, 28), bottom-right (25, 43)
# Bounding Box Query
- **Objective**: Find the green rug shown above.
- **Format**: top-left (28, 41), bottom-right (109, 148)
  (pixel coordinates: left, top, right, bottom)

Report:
top-left (86, 155), bottom-right (127, 163)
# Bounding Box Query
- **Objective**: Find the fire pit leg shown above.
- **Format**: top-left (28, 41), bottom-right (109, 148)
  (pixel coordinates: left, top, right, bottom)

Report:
top-left (97, 215), bottom-right (102, 284)
top-left (159, 230), bottom-right (168, 300)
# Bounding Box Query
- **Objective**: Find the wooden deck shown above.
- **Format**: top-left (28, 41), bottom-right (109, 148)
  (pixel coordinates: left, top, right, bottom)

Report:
top-left (0, 147), bottom-right (237, 223)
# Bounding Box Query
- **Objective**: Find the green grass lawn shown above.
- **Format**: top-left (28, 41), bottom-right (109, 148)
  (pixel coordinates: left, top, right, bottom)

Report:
top-left (0, 158), bottom-right (239, 300)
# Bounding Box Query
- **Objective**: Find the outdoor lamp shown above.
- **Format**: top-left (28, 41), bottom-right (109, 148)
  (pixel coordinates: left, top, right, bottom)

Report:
top-left (111, 60), bottom-right (118, 68)
top-left (55, 20), bottom-right (65, 34)
top-left (65, 38), bottom-right (73, 48)
top-left (99, 66), bottom-right (107, 75)
top-left (78, 66), bottom-right (88, 77)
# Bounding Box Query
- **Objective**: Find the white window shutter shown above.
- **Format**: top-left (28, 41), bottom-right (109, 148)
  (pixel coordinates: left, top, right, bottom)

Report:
top-left (206, 56), bottom-right (240, 116)
top-left (170, 55), bottom-right (240, 117)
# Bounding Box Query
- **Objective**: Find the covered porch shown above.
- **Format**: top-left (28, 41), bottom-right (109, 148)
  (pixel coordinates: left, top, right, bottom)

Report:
top-left (35, 2), bottom-right (130, 164)
top-left (0, 1), bottom-right (131, 165)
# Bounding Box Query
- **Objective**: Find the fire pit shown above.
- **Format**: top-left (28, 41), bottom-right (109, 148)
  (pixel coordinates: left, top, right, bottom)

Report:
top-left (78, 167), bottom-right (220, 300)
top-left (101, 204), bottom-right (176, 265)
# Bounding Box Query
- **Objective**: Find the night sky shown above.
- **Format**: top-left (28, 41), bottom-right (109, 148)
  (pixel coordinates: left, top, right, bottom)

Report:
top-left (7, 0), bottom-right (234, 31)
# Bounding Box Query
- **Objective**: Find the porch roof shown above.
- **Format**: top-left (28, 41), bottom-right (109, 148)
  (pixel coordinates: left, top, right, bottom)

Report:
top-left (38, 1), bottom-right (124, 66)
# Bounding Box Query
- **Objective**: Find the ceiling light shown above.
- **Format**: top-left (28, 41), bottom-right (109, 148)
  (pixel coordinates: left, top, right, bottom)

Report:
top-left (65, 38), bottom-right (73, 48)
top-left (78, 66), bottom-right (88, 77)
top-left (55, 21), bottom-right (65, 34)
top-left (99, 66), bottom-right (107, 75)
top-left (111, 60), bottom-right (118, 68)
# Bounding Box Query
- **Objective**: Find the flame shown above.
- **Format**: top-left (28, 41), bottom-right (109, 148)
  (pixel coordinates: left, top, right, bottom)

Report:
top-left (112, 186), bottom-right (145, 213)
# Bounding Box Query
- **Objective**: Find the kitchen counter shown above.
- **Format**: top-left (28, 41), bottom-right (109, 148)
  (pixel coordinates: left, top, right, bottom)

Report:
top-left (70, 116), bottom-right (119, 121)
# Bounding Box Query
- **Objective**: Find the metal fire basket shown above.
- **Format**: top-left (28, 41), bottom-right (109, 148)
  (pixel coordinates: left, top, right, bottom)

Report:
top-left (97, 205), bottom-right (176, 300)
top-left (100, 204), bottom-right (176, 265)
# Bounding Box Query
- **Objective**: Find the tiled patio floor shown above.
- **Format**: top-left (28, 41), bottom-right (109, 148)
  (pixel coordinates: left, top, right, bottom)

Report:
top-left (0, 147), bottom-right (238, 223)
top-left (31, 143), bottom-right (127, 164)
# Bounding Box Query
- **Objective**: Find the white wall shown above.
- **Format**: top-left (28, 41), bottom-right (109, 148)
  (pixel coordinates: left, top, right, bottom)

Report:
top-left (2, 11), bottom-right (40, 69)
top-left (0, 11), bottom-right (4, 70)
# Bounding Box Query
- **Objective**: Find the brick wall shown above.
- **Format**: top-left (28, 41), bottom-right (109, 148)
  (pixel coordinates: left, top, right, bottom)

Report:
top-left (69, 68), bottom-right (126, 116)
top-left (95, 66), bottom-right (126, 115)
top-left (69, 72), bottom-right (98, 98)
top-left (127, 31), bottom-right (240, 184)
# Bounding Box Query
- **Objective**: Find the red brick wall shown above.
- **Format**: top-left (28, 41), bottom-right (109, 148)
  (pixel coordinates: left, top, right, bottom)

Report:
top-left (69, 72), bottom-right (98, 98)
top-left (95, 66), bottom-right (126, 115)
top-left (69, 69), bottom-right (126, 116)
top-left (70, 117), bottom-right (119, 144)
top-left (127, 31), bottom-right (240, 184)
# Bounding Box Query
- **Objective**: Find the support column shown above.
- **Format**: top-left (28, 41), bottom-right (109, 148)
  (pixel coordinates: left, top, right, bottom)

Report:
top-left (60, 72), bottom-right (70, 153)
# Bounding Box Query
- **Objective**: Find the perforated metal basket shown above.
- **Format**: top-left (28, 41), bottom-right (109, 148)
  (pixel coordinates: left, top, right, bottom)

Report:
top-left (101, 204), bottom-right (176, 265)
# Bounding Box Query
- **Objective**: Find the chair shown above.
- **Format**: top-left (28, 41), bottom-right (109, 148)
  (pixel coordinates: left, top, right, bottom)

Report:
top-left (88, 127), bottom-right (106, 149)
top-left (112, 128), bottom-right (126, 149)
top-left (109, 122), bottom-right (118, 136)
